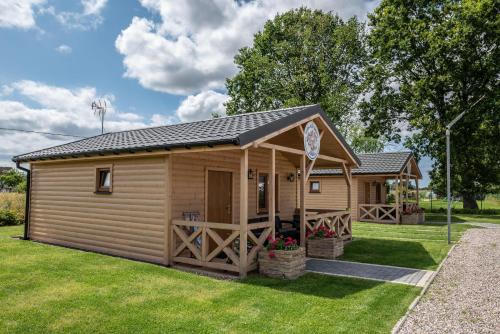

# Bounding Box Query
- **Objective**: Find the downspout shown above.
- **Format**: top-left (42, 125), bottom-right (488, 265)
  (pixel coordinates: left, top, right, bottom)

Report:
top-left (16, 162), bottom-right (30, 240)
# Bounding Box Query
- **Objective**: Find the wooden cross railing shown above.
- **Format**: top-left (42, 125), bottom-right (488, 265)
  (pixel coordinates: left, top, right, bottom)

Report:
top-left (171, 219), bottom-right (273, 273)
top-left (305, 210), bottom-right (352, 241)
top-left (359, 204), bottom-right (399, 223)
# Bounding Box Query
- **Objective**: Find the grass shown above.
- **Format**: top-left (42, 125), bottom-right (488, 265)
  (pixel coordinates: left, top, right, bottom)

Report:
top-left (419, 195), bottom-right (500, 211)
top-left (339, 221), bottom-right (474, 270)
top-left (0, 225), bottom-right (420, 334)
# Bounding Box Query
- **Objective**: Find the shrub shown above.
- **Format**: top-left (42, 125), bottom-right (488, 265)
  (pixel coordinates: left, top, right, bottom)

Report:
top-left (0, 193), bottom-right (25, 224)
top-left (0, 209), bottom-right (23, 226)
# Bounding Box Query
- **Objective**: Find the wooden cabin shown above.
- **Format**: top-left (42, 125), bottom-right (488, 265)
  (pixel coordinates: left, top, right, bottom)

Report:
top-left (14, 104), bottom-right (360, 277)
top-left (306, 152), bottom-right (422, 223)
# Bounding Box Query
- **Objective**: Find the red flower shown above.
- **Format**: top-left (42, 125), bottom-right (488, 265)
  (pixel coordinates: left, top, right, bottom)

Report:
top-left (268, 251), bottom-right (276, 259)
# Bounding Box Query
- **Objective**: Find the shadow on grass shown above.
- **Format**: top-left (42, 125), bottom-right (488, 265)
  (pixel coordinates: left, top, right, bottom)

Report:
top-left (241, 272), bottom-right (384, 299)
top-left (425, 214), bottom-right (467, 222)
top-left (339, 237), bottom-right (439, 270)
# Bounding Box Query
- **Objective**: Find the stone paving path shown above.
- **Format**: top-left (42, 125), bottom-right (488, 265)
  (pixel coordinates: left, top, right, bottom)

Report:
top-left (306, 259), bottom-right (434, 287)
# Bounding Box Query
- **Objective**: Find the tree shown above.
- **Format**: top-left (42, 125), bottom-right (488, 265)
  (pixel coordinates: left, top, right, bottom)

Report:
top-left (361, 0), bottom-right (499, 208)
top-left (0, 169), bottom-right (25, 192)
top-left (225, 8), bottom-right (383, 147)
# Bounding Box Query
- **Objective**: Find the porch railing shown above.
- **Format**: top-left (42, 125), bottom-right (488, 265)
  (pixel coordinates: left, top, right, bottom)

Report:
top-left (305, 209), bottom-right (352, 241)
top-left (359, 204), bottom-right (400, 224)
top-left (171, 219), bottom-right (273, 273)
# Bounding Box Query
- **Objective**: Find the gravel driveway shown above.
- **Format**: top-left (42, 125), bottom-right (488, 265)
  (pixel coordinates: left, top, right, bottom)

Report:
top-left (399, 227), bottom-right (500, 334)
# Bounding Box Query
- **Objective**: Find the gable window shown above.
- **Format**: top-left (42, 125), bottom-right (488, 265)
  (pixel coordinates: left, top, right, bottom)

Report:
top-left (95, 167), bottom-right (112, 193)
top-left (309, 181), bottom-right (321, 193)
top-left (257, 172), bottom-right (279, 214)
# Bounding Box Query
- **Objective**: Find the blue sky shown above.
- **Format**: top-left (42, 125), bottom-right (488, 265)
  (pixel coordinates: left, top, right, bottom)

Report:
top-left (0, 0), bottom-right (432, 185)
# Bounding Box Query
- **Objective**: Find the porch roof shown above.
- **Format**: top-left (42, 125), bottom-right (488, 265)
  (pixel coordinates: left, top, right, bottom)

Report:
top-left (312, 152), bottom-right (422, 178)
top-left (13, 104), bottom-right (360, 165)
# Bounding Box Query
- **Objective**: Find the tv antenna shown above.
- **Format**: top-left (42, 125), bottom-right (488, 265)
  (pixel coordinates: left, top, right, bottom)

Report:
top-left (91, 99), bottom-right (107, 134)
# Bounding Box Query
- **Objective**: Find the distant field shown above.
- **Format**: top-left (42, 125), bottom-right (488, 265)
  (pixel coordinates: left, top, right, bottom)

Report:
top-left (419, 196), bottom-right (500, 211)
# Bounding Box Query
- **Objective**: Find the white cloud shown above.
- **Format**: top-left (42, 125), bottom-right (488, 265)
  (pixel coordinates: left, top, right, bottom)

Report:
top-left (150, 114), bottom-right (179, 127)
top-left (0, 0), bottom-right (46, 29)
top-left (116, 0), bottom-right (379, 96)
top-left (0, 80), bottom-right (173, 166)
top-left (82, 0), bottom-right (107, 16)
top-left (48, 0), bottom-right (108, 30)
top-left (55, 44), bottom-right (72, 54)
top-left (176, 90), bottom-right (227, 122)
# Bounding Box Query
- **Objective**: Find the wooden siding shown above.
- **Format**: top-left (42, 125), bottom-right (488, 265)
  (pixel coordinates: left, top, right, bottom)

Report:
top-left (171, 148), bottom-right (297, 223)
top-left (356, 176), bottom-right (387, 205)
top-left (305, 176), bottom-right (359, 219)
top-left (29, 156), bottom-right (167, 264)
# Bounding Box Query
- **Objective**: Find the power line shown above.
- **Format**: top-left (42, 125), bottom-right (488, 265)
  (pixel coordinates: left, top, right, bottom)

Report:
top-left (0, 127), bottom-right (87, 139)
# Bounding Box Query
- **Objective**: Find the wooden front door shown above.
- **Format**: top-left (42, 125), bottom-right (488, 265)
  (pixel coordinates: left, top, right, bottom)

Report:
top-left (207, 170), bottom-right (232, 224)
top-left (364, 182), bottom-right (371, 204)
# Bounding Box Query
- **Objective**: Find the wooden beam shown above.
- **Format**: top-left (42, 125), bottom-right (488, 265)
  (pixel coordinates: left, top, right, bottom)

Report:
top-left (239, 149), bottom-right (248, 278)
top-left (346, 166), bottom-right (352, 210)
top-left (258, 142), bottom-right (304, 155)
top-left (416, 178), bottom-right (420, 206)
top-left (269, 148), bottom-right (276, 238)
top-left (395, 176), bottom-right (400, 223)
top-left (300, 154), bottom-right (306, 247)
top-left (242, 114), bottom-right (320, 149)
top-left (317, 154), bottom-right (347, 164)
top-left (304, 158), bottom-right (317, 181)
top-left (297, 124), bottom-right (304, 137)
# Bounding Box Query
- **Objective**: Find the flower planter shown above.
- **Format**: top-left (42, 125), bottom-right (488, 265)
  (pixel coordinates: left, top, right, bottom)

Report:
top-left (258, 247), bottom-right (306, 279)
top-left (307, 237), bottom-right (343, 259)
top-left (418, 212), bottom-right (425, 224)
top-left (401, 213), bottom-right (418, 225)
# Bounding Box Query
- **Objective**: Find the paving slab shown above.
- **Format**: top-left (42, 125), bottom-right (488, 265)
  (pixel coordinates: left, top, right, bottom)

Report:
top-left (306, 258), bottom-right (434, 287)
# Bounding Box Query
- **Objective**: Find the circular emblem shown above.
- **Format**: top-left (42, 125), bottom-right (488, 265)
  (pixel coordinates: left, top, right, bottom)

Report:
top-left (304, 121), bottom-right (320, 160)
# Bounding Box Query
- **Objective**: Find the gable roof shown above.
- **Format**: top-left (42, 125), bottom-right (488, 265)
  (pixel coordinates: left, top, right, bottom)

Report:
top-left (13, 104), bottom-right (360, 165)
top-left (312, 151), bottom-right (420, 177)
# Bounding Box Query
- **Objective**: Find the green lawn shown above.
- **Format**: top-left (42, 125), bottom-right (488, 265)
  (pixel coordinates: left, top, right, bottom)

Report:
top-left (340, 222), bottom-right (474, 270)
top-left (0, 225), bottom-right (419, 334)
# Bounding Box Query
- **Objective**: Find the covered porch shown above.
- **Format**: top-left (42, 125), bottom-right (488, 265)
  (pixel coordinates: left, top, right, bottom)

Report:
top-left (167, 114), bottom-right (358, 277)
top-left (358, 156), bottom-right (422, 224)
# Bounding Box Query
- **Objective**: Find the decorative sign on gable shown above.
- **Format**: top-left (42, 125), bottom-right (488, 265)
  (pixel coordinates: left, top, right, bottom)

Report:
top-left (304, 121), bottom-right (320, 160)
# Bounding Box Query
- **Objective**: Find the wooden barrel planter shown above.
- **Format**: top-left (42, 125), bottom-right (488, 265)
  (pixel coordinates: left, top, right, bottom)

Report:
top-left (258, 247), bottom-right (306, 279)
top-left (401, 213), bottom-right (418, 224)
top-left (307, 237), bottom-right (343, 259)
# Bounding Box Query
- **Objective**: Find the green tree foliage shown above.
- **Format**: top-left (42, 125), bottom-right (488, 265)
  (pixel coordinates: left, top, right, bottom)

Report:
top-left (0, 169), bottom-right (26, 192)
top-left (361, 0), bottom-right (499, 208)
top-left (225, 7), bottom-right (382, 148)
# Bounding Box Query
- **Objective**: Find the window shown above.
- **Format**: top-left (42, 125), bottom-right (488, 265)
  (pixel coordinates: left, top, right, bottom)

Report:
top-left (257, 172), bottom-right (279, 214)
top-left (96, 167), bottom-right (112, 193)
top-left (309, 181), bottom-right (321, 193)
top-left (258, 173), bottom-right (268, 213)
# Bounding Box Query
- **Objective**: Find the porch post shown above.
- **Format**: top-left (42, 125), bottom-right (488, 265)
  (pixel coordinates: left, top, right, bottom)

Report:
top-left (416, 177), bottom-right (419, 206)
top-left (239, 149), bottom-right (248, 278)
top-left (395, 176), bottom-right (400, 223)
top-left (300, 154), bottom-right (306, 247)
top-left (269, 148), bottom-right (276, 237)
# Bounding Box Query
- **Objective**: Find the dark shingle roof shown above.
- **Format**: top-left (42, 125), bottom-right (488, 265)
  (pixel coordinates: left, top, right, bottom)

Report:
top-left (13, 104), bottom-right (360, 164)
top-left (312, 152), bottom-right (413, 176)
